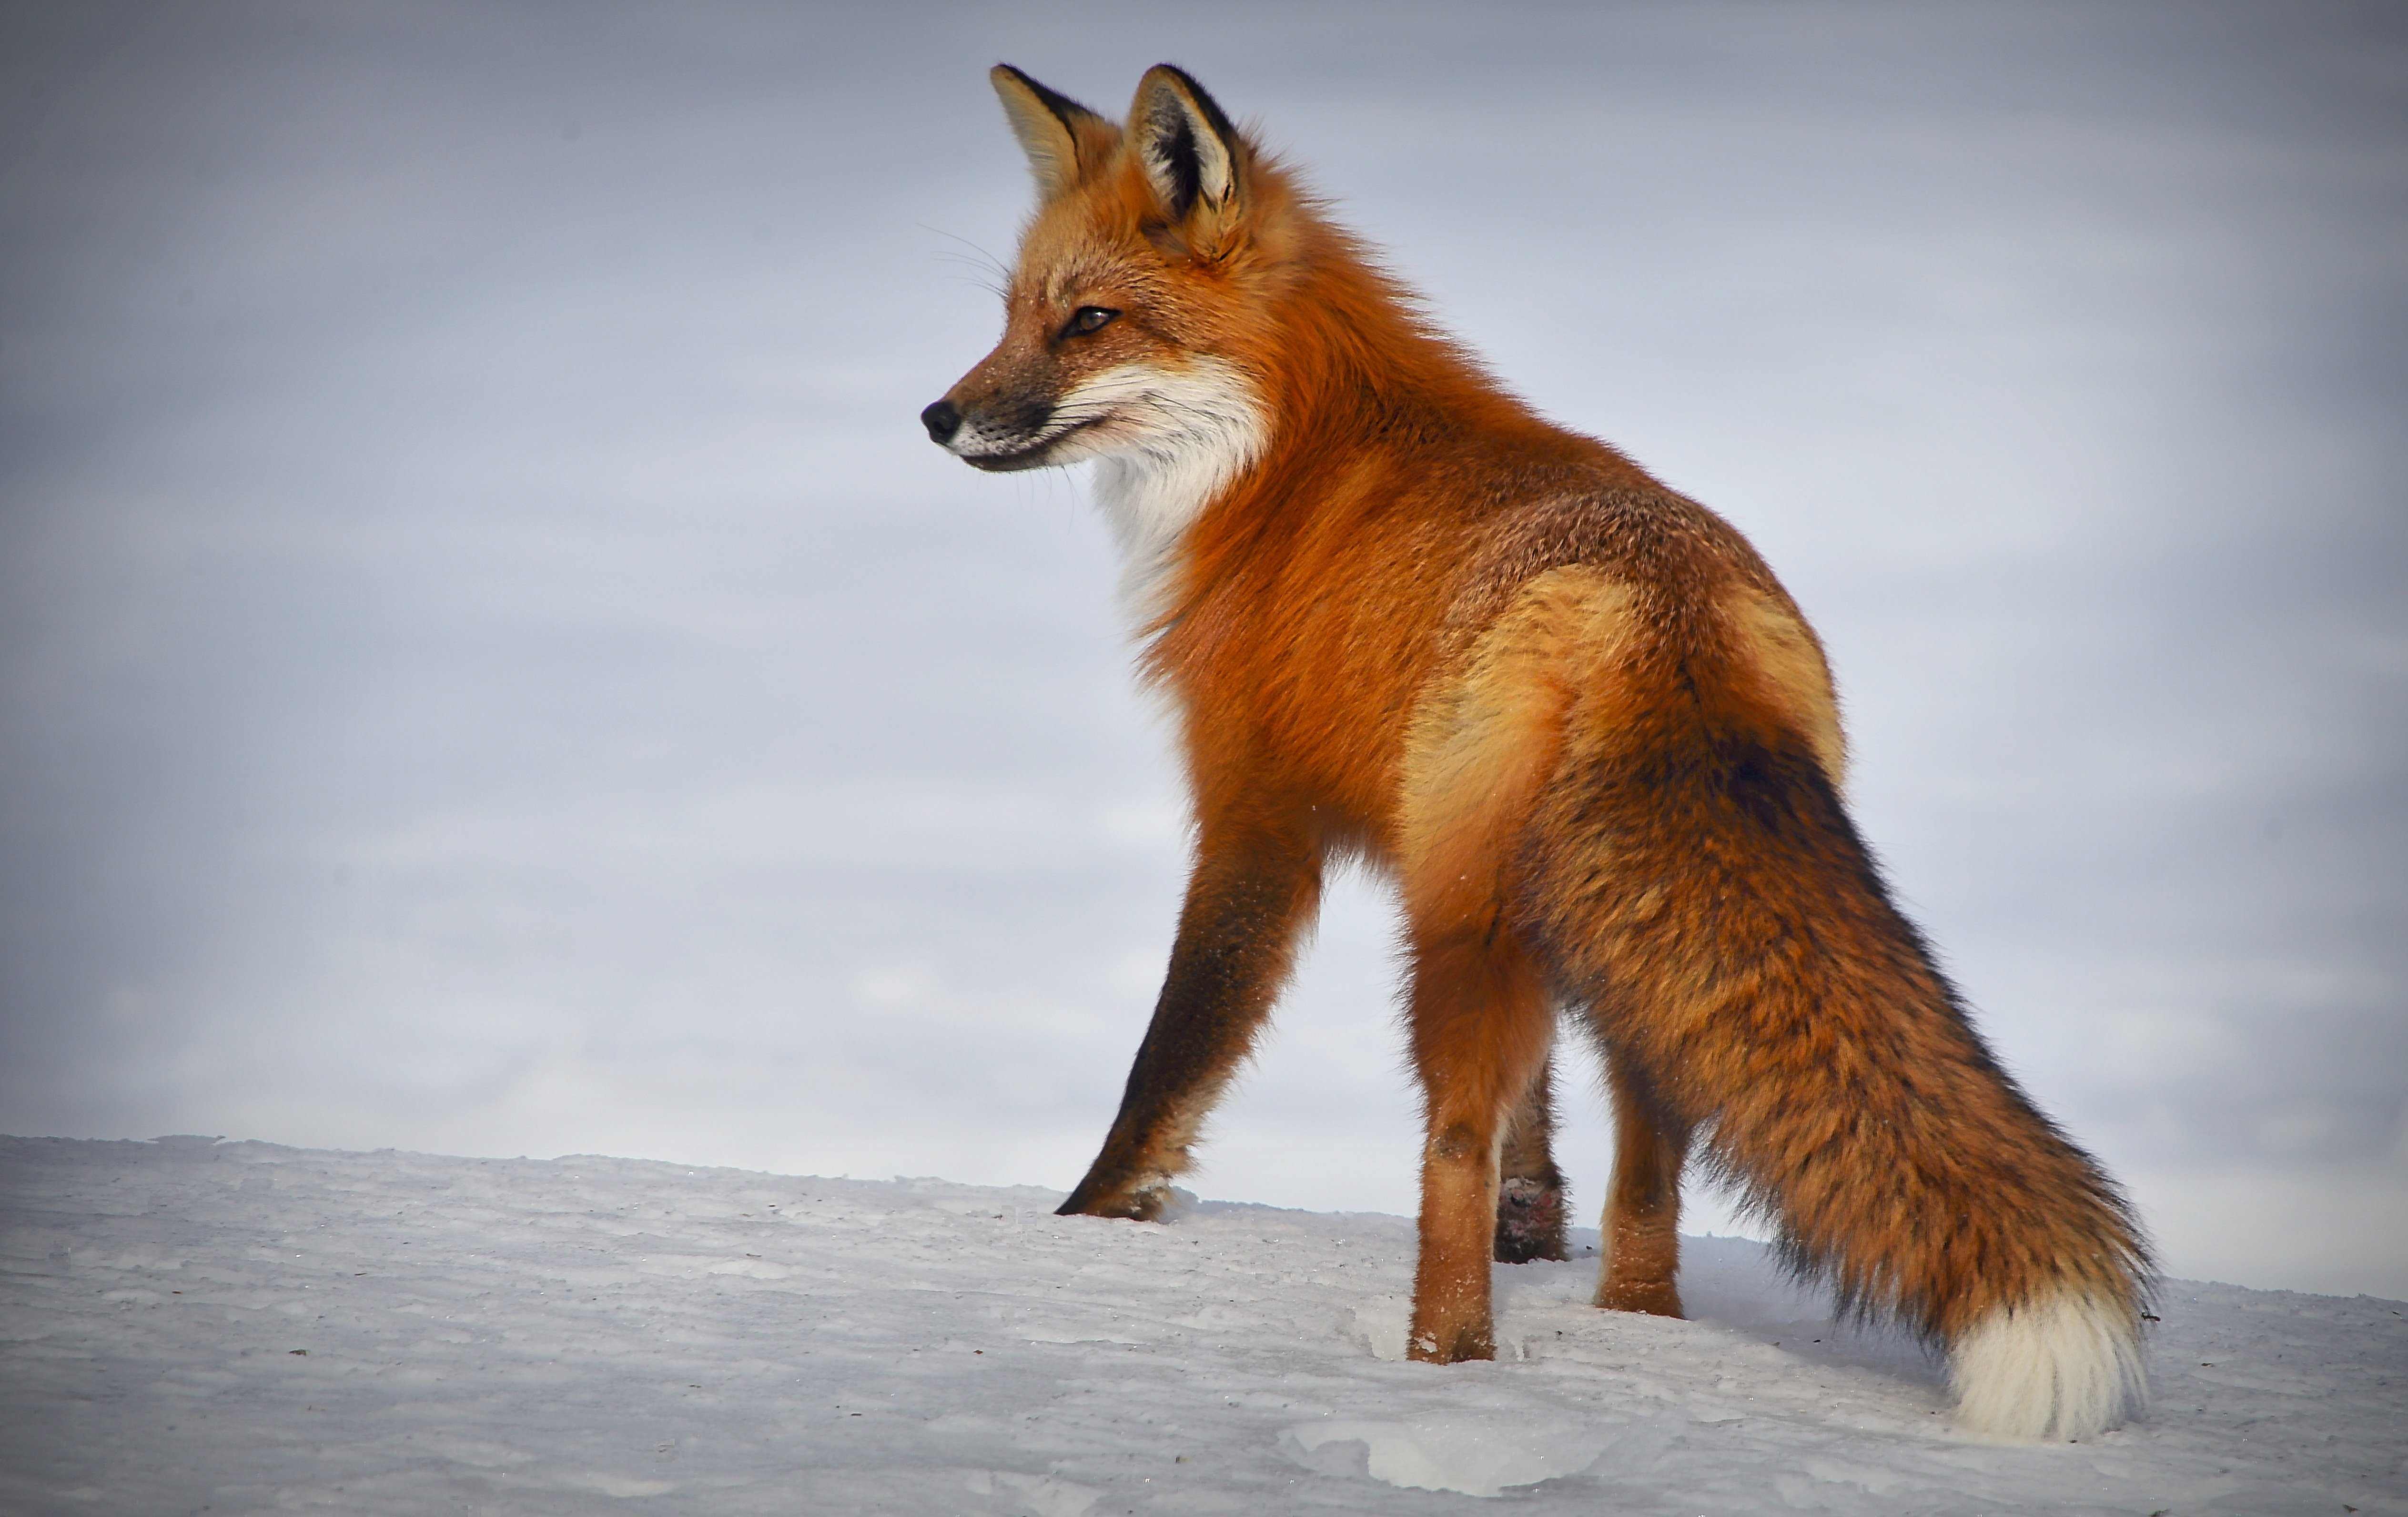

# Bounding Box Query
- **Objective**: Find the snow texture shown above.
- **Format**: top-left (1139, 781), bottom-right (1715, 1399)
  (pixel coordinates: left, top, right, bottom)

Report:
top-left (2, 1135), bottom-right (2401, 1515)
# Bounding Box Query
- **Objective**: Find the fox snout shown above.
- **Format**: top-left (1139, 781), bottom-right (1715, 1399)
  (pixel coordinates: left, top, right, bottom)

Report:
top-left (918, 376), bottom-right (1065, 471)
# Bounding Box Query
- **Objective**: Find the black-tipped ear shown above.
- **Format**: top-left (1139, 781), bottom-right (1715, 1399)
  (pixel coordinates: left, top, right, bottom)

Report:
top-left (992, 64), bottom-right (1109, 200)
top-left (1130, 65), bottom-right (1242, 223)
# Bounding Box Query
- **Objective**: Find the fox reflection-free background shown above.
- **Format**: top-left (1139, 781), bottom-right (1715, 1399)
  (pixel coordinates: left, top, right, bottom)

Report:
top-left (2, 3), bottom-right (2401, 1298)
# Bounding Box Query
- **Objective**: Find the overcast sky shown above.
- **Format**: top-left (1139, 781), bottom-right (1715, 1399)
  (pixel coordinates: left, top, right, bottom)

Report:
top-left (2, 1), bottom-right (2402, 1298)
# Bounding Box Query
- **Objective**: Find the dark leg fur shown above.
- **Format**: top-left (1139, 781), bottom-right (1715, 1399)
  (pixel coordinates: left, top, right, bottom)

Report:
top-left (1493, 1054), bottom-right (1568, 1263)
top-left (1058, 815), bottom-right (1321, 1220)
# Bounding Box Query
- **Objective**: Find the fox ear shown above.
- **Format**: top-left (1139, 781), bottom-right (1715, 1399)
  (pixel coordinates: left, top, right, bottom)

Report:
top-left (1131, 65), bottom-right (1243, 227)
top-left (991, 64), bottom-right (1108, 200)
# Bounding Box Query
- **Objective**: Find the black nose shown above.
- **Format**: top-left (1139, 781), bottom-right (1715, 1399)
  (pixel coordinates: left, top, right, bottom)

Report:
top-left (921, 399), bottom-right (961, 445)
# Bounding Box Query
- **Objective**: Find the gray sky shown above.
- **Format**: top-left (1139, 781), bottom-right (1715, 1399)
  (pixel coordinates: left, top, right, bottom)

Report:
top-left (3, 1), bottom-right (2402, 1298)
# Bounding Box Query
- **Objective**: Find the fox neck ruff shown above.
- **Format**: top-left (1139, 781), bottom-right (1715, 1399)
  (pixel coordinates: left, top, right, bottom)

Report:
top-left (1079, 356), bottom-right (1268, 624)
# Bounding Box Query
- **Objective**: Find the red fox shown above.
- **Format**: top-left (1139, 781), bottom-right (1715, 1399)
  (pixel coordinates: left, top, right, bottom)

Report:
top-left (922, 63), bottom-right (2151, 1441)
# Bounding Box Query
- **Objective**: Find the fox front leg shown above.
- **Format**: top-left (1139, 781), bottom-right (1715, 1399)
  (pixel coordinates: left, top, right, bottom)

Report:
top-left (1056, 813), bottom-right (1322, 1220)
top-left (1494, 1052), bottom-right (1569, 1264)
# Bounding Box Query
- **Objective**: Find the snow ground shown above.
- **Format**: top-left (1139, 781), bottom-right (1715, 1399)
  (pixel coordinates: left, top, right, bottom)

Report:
top-left (1, 1137), bottom-right (2399, 1516)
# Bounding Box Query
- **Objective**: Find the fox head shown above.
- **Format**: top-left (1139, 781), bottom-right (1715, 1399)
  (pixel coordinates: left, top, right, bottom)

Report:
top-left (920, 65), bottom-right (1286, 510)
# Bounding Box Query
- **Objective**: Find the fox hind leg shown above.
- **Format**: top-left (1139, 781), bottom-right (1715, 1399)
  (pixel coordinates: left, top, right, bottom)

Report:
top-left (1406, 930), bottom-right (1555, 1362)
top-left (1395, 566), bottom-right (1631, 1358)
top-left (1593, 1053), bottom-right (1689, 1316)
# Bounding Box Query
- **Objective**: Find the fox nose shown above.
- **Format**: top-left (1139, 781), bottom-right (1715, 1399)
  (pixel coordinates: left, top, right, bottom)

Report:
top-left (920, 399), bottom-right (961, 445)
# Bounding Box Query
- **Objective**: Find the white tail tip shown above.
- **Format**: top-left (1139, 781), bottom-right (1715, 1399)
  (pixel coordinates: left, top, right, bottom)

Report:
top-left (1948, 1290), bottom-right (2146, 1441)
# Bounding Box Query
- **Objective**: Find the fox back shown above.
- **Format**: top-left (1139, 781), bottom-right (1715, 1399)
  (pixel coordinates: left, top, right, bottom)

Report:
top-left (924, 63), bottom-right (2151, 1443)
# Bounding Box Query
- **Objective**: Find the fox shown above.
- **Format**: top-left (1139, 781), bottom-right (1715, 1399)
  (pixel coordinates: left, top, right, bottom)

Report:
top-left (921, 62), bottom-right (2152, 1441)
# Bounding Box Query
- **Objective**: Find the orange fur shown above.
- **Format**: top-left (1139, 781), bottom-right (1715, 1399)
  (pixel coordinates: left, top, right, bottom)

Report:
top-left (925, 64), bottom-right (2152, 1440)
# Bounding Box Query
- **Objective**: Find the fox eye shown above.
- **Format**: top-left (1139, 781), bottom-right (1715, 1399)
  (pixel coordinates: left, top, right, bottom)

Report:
top-left (1063, 306), bottom-right (1119, 337)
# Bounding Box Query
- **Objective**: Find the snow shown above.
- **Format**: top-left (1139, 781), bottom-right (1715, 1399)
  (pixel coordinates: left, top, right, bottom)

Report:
top-left (2, 1137), bottom-right (2400, 1515)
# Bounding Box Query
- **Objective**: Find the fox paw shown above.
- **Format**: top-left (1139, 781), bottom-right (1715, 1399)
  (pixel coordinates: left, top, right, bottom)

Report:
top-left (1057, 1172), bottom-right (1174, 1222)
top-left (1493, 1176), bottom-right (1568, 1263)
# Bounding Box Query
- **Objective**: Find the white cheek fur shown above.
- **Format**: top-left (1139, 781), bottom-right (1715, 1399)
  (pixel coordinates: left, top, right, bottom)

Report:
top-left (1055, 359), bottom-right (1268, 623)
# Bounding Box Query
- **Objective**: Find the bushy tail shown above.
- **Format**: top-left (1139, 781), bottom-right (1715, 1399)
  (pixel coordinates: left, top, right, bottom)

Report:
top-left (1518, 654), bottom-right (2151, 1440)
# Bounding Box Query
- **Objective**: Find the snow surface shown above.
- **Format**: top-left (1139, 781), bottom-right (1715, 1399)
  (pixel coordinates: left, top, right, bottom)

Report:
top-left (2, 1137), bottom-right (2400, 1516)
